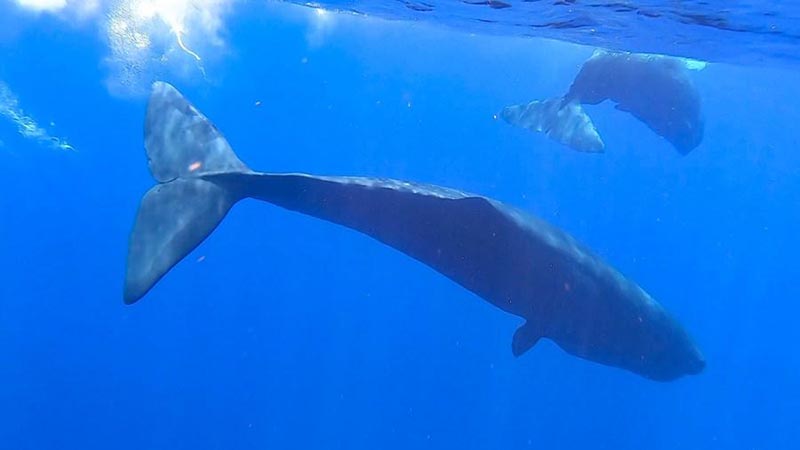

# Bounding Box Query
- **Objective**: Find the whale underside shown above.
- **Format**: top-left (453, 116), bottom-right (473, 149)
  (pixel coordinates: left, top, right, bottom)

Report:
top-left (125, 82), bottom-right (705, 381)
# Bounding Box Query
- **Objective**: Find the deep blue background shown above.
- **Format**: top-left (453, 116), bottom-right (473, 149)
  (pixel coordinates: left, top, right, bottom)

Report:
top-left (1, 3), bottom-right (798, 449)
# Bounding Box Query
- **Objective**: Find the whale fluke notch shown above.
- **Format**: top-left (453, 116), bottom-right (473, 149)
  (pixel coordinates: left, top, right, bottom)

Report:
top-left (512, 321), bottom-right (543, 357)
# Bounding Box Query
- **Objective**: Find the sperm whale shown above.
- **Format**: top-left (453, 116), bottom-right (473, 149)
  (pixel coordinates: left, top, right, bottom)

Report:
top-left (124, 82), bottom-right (704, 381)
top-left (501, 50), bottom-right (705, 154)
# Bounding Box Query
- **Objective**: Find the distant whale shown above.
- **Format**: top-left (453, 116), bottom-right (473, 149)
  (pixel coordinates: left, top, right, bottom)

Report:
top-left (125, 82), bottom-right (705, 381)
top-left (501, 50), bottom-right (705, 154)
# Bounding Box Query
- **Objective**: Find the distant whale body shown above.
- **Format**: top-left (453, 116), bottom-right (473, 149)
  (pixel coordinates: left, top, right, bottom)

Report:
top-left (125, 82), bottom-right (705, 381)
top-left (501, 50), bottom-right (705, 154)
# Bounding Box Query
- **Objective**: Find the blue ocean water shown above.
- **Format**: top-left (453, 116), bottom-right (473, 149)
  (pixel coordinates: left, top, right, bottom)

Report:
top-left (0, 1), bottom-right (798, 449)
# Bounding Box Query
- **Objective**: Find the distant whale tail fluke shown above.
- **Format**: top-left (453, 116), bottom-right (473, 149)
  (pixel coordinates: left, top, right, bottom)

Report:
top-left (499, 97), bottom-right (604, 153)
top-left (124, 82), bottom-right (249, 304)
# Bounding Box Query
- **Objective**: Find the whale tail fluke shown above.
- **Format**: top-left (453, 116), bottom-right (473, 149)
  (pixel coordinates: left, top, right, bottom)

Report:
top-left (124, 82), bottom-right (249, 304)
top-left (499, 97), bottom-right (604, 153)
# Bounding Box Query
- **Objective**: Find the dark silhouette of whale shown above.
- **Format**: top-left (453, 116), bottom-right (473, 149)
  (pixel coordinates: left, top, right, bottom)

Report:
top-left (124, 82), bottom-right (705, 381)
top-left (501, 51), bottom-right (705, 154)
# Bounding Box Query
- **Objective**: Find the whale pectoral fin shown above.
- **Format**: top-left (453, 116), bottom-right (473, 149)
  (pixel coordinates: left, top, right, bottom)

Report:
top-left (512, 321), bottom-right (543, 357)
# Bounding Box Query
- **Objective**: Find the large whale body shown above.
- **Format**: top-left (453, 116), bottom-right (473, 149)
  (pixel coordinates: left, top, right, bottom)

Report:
top-left (501, 51), bottom-right (705, 154)
top-left (125, 82), bottom-right (705, 381)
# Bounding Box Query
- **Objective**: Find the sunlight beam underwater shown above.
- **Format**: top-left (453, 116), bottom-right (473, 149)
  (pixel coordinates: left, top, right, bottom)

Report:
top-left (124, 82), bottom-right (705, 381)
top-left (11, 0), bottom-right (226, 93)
